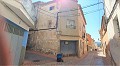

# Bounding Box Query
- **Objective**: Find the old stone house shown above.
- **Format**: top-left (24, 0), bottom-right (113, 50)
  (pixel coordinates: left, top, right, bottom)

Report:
top-left (28, 0), bottom-right (87, 57)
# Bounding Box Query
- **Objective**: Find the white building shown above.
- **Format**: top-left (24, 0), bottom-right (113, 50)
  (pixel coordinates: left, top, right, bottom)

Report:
top-left (103, 0), bottom-right (120, 66)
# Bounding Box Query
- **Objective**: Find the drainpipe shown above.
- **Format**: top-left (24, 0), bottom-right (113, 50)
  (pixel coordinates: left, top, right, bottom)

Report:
top-left (56, 12), bottom-right (61, 54)
top-left (56, 12), bottom-right (59, 32)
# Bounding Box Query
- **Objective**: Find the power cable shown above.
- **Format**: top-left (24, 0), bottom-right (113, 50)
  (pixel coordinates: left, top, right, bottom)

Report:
top-left (38, 11), bottom-right (56, 18)
top-left (36, 2), bottom-right (104, 17)
top-left (35, 1), bottom-right (103, 17)
top-left (59, 14), bottom-right (80, 17)
top-left (37, 8), bottom-right (103, 17)
top-left (58, 2), bottom-right (103, 13)
top-left (82, 2), bottom-right (103, 9)
top-left (103, 0), bottom-right (118, 23)
top-left (38, 8), bottom-right (56, 15)
top-left (98, 0), bottom-right (100, 28)
top-left (84, 9), bottom-right (103, 15)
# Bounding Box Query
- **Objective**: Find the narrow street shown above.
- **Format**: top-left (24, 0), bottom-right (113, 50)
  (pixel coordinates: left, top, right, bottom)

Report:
top-left (23, 49), bottom-right (112, 66)
top-left (1, 0), bottom-right (119, 65)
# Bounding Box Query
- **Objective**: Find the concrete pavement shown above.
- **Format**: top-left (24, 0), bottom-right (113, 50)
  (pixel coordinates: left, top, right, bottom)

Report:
top-left (23, 49), bottom-right (112, 66)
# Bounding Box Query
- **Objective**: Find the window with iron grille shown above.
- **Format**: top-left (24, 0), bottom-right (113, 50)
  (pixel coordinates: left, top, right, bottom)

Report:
top-left (66, 20), bottom-right (76, 29)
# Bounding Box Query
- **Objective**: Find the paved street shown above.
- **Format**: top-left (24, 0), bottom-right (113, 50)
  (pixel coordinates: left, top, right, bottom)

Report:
top-left (23, 49), bottom-right (112, 66)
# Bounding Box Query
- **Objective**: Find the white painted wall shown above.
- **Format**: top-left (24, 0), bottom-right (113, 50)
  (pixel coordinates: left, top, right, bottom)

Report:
top-left (104, 0), bottom-right (120, 65)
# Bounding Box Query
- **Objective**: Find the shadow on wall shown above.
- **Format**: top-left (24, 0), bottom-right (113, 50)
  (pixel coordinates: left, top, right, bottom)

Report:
top-left (108, 35), bottom-right (120, 66)
top-left (26, 34), bottom-right (36, 50)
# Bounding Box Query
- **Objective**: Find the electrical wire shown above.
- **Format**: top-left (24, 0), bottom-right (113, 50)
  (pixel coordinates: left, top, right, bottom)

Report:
top-left (37, 2), bottom-right (103, 14)
top-left (82, 2), bottom-right (103, 9)
top-left (38, 11), bottom-right (56, 18)
top-left (38, 8), bottom-right (56, 15)
top-left (98, 0), bottom-right (100, 28)
top-left (37, 8), bottom-right (103, 17)
top-left (84, 9), bottom-right (103, 15)
top-left (103, 0), bottom-right (118, 22)
top-left (36, 2), bottom-right (104, 17)
top-left (58, 2), bottom-right (103, 13)
top-left (59, 14), bottom-right (80, 17)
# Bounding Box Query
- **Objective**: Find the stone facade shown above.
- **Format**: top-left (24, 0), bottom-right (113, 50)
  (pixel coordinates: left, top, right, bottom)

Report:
top-left (28, 0), bottom-right (87, 57)
top-left (28, 30), bottom-right (59, 55)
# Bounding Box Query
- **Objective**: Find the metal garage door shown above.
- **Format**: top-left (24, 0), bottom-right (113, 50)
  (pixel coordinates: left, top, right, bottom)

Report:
top-left (0, 16), bottom-right (25, 65)
top-left (60, 41), bottom-right (77, 56)
top-left (6, 23), bottom-right (24, 65)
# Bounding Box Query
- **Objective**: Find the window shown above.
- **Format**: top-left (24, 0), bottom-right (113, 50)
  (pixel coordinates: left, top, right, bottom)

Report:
top-left (49, 6), bottom-right (54, 11)
top-left (66, 20), bottom-right (76, 29)
top-left (82, 33), bottom-right (85, 39)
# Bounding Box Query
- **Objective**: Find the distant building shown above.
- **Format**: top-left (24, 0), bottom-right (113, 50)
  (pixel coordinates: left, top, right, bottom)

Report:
top-left (86, 33), bottom-right (95, 51)
top-left (28, 0), bottom-right (87, 57)
top-left (99, 16), bottom-right (108, 54)
top-left (0, 0), bottom-right (36, 65)
top-left (95, 42), bottom-right (101, 47)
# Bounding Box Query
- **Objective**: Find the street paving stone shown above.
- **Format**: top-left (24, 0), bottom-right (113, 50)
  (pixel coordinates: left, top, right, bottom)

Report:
top-left (23, 49), bottom-right (112, 66)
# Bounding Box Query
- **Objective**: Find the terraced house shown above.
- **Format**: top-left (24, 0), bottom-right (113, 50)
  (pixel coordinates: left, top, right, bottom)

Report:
top-left (0, 0), bottom-right (36, 65)
top-left (28, 0), bottom-right (87, 57)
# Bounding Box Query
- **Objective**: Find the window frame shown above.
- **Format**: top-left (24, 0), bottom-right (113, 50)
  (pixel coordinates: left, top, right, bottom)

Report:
top-left (66, 20), bottom-right (76, 29)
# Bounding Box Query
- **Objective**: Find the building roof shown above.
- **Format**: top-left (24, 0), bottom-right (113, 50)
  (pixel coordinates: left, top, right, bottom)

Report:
top-left (33, 1), bottom-right (55, 7)
top-left (33, 0), bottom-right (78, 6)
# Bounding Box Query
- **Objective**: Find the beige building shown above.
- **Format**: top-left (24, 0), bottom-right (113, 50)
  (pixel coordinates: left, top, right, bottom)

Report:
top-left (86, 33), bottom-right (95, 51)
top-left (28, 0), bottom-right (87, 57)
top-left (99, 16), bottom-right (109, 55)
top-left (0, 0), bottom-right (36, 65)
top-left (102, 0), bottom-right (120, 65)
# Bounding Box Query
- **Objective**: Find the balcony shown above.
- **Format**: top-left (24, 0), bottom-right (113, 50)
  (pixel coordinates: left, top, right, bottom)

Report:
top-left (2, 0), bottom-right (37, 28)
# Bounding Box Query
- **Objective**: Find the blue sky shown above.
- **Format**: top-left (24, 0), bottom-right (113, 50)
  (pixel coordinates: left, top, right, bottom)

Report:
top-left (32, 0), bottom-right (104, 42)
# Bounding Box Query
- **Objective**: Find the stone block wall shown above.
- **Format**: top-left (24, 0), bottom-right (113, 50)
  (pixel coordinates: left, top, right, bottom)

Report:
top-left (27, 29), bottom-right (60, 55)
